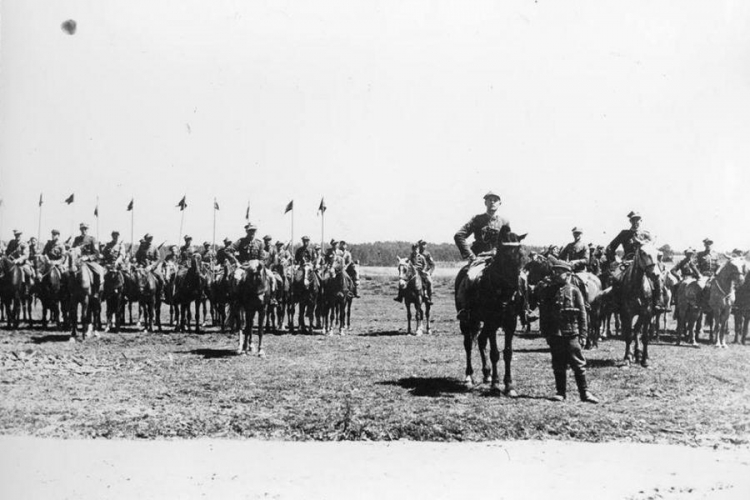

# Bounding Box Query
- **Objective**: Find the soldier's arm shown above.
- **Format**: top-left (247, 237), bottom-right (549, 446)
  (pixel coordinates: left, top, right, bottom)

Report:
top-left (575, 288), bottom-right (587, 336)
top-left (605, 232), bottom-right (625, 261)
top-left (424, 252), bottom-right (435, 272)
top-left (454, 217), bottom-right (477, 260)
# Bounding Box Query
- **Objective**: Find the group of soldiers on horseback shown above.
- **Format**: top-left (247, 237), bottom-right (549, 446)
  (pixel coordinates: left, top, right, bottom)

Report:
top-left (0, 220), bottom-right (361, 348)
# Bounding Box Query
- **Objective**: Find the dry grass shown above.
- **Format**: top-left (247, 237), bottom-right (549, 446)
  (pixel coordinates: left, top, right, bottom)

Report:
top-left (1, 273), bottom-right (749, 446)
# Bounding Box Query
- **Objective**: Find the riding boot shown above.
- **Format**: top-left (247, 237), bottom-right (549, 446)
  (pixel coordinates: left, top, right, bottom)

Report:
top-left (551, 370), bottom-right (566, 401)
top-left (574, 372), bottom-right (598, 403)
top-left (393, 288), bottom-right (403, 302)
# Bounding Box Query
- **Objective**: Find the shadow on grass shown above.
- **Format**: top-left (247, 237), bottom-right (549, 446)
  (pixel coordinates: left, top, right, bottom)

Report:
top-left (187, 348), bottom-right (238, 359)
top-left (586, 358), bottom-right (618, 368)
top-left (379, 377), bottom-right (467, 397)
top-left (360, 330), bottom-right (407, 337)
top-left (31, 334), bottom-right (71, 344)
top-left (514, 347), bottom-right (550, 354)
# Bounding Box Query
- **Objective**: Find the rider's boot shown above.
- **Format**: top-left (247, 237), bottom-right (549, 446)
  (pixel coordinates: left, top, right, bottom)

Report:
top-left (393, 288), bottom-right (403, 302)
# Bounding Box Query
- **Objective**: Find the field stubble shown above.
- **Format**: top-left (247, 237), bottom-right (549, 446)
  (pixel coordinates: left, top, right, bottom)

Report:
top-left (1, 268), bottom-right (749, 446)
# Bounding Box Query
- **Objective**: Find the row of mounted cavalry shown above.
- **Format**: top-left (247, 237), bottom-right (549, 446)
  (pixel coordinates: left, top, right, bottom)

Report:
top-left (0, 248), bottom-right (357, 356)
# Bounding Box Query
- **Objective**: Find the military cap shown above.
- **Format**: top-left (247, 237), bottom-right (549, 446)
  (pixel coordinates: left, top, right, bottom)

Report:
top-left (301, 236), bottom-right (310, 242)
top-left (112, 230), bottom-right (120, 236)
top-left (313, 243), bottom-right (321, 249)
top-left (571, 227), bottom-right (583, 234)
top-left (411, 243), bottom-right (419, 249)
top-left (330, 239), bottom-right (337, 245)
top-left (417, 239), bottom-right (426, 245)
top-left (627, 211), bottom-right (641, 220)
top-left (483, 191), bottom-right (501, 201)
top-left (275, 240), bottom-right (284, 247)
top-left (144, 233), bottom-right (153, 241)
top-left (244, 222), bottom-right (257, 231)
top-left (79, 222), bottom-right (89, 229)
top-left (223, 237), bottom-right (232, 244)
top-left (203, 241), bottom-right (210, 246)
top-left (263, 235), bottom-right (273, 241)
top-left (184, 235), bottom-right (192, 241)
top-left (170, 245), bottom-right (178, 251)
top-left (685, 247), bottom-right (696, 254)
top-left (551, 261), bottom-right (572, 272)
top-left (731, 248), bottom-right (744, 257)
top-left (13, 229), bottom-right (22, 236)
top-left (702, 238), bottom-right (713, 245)
top-left (339, 240), bottom-right (347, 245)
top-left (51, 229), bottom-right (60, 236)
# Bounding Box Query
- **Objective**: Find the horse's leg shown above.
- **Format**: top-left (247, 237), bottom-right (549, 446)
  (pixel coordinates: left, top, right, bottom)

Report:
top-left (338, 301), bottom-right (346, 335)
top-left (622, 312), bottom-right (634, 365)
top-left (237, 307), bottom-right (246, 355)
top-left (257, 309), bottom-right (266, 357)
top-left (194, 299), bottom-right (201, 334)
top-left (425, 302), bottom-right (431, 335)
top-left (405, 302), bottom-right (412, 335)
top-left (503, 325), bottom-right (517, 397)
top-left (641, 314), bottom-right (651, 367)
top-left (477, 327), bottom-right (490, 384)
top-left (462, 322), bottom-right (476, 389)
top-left (415, 301), bottom-right (423, 336)
top-left (486, 323), bottom-right (501, 393)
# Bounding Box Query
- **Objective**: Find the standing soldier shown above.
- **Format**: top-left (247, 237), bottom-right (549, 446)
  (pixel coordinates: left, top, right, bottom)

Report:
top-left (179, 235), bottom-right (194, 264)
top-left (696, 238), bottom-right (718, 277)
top-left (42, 229), bottom-right (66, 265)
top-left (417, 239), bottom-right (435, 305)
top-left (233, 223), bottom-right (265, 263)
top-left (560, 227), bottom-right (590, 272)
top-left (72, 222), bottom-right (104, 293)
top-left (538, 261), bottom-right (598, 404)
top-left (101, 230), bottom-right (125, 268)
top-left (454, 191), bottom-right (511, 319)
top-left (294, 236), bottom-right (315, 266)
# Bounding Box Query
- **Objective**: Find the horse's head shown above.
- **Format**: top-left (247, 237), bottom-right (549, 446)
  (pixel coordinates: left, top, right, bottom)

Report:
top-left (634, 242), bottom-right (660, 278)
top-left (295, 263), bottom-right (315, 287)
top-left (719, 255), bottom-right (747, 290)
top-left (396, 256), bottom-right (416, 289)
top-left (525, 252), bottom-right (551, 286)
top-left (491, 231), bottom-right (529, 290)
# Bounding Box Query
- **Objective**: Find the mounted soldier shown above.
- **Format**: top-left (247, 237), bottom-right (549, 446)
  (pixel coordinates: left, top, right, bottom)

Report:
top-left (216, 238), bottom-right (235, 268)
top-left (273, 241), bottom-right (291, 266)
top-left (72, 222), bottom-right (104, 293)
top-left (4, 230), bottom-right (35, 287)
top-left (453, 191), bottom-right (511, 320)
top-left (671, 248), bottom-right (700, 281)
top-left (294, 236), bottom-right (315, 266)
top-left (416, 239), bottom-right (434, 304)
top-left (696, 238), bottom-right (719, 277)
top-left (394, 243), bottom-right (430, 304)
top-left (42, 229), bottom-right (66, 265)
top-left (199, 241), bottom-right (215, 264)
top-left (101, 231), bottom-right (126, 269)
top-left (179, 235), bottom-right (194, 265)
top-left (262, 235), bottom-right (276, 268)
top-left (560, 227), bottom-right (590, 272)
top-left (135, 234), bottom-right (160, 267)
top-left (232, 223), bottom-right (265, 264)
top-left (339, 240), bottom-right (360, 298)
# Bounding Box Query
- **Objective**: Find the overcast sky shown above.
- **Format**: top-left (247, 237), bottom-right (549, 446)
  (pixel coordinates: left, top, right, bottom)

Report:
top-left (1, 1), bottom-right (749, 251)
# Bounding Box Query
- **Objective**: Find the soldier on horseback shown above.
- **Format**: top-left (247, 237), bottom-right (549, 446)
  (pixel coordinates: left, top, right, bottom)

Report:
top-left (200, 242), bottom-right (215, 264)
top-left (395, 243), bottom-right (430, 303)
top-left (4, 230), bottom-right (35, 287)
top-left (671, 248), bottom-right (700, 280)
top-left (274, 241), bottom-right (291, 266)
top-left (696, 238), bottom-right (719, 277)
top-left (101, 231), bottom-right (125, 269)
top-left (135, 234), bottom-right (160, 267)
top-left (417, 239), bottom-right (434, 304)
top-left (560, 227), bottom-right (590, 272)
top-left (216, 238), bottom-right (235, 267)
top-left (454, 191), bottom-right (511, 320)
top-left (72, 223), bottom-right (104, 293)
top-left (179, 235), bottom-right (194, 265)
top-left (294, 236), bottom-right (315, 265)
top-left (233, 223), bottom-right (265, 263)
top-left (262, 236), bottom-right (275, 267)
top-left (42, 229), bottom-right (66, 264)
top-left (339, 240), bottom-right (360, 298)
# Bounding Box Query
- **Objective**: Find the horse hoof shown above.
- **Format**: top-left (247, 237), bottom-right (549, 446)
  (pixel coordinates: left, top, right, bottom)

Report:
top-left (490, 383), bottom-right (502, 394)
top-left (482, 375), bottom-right (491, 384)
top-left (415, 330), bottom-right (423, 337)
top-left (505, 388), bottom-right (519, 398)
top-left (68, 336), bottom-right (76, 343)
top-left (257, 350), bottom-right (266, 358)
top-left (641, 361), bottom-right (650, 368)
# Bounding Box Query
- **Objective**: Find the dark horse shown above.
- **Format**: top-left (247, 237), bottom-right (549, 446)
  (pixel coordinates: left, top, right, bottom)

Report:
top-left (290, 262), bottom-right (319, 334)
top-left (0, 257), bottom-right (34, 329)
top-left (133, 265), bottom-right (163, 333)
top-left (35, 257), bottom-right (66, 330)
top-left (173, 255), bottom-right (208, 333)
top-left (65, 249), bottom-right (102, 341)
top-left (103, 266), bottom-right (127, 333)
top-left (608, 241), bottom-right (660, 367)
top-left (708, 255), bottom-right (746, 348)
top-left (396, 257), bottom-right (430, 335)
top-left (454, 231), bottom-right (528, 394)
top-left (236, 259), bottom-right (272, 356)
top-left (320, 257), bottom-right (354, 336)
top-left (733, 267), bottom-right (750, 344)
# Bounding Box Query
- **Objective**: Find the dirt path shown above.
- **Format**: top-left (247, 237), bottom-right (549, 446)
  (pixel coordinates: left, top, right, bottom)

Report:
top-left (1, 437), bottom-right (748, 499)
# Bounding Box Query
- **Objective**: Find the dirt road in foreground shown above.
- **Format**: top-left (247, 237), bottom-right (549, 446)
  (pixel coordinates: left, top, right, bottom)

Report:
top-left (1, 437), bottom-right (748, 500)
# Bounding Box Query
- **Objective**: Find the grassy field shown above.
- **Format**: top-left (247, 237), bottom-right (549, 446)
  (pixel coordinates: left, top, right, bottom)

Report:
top-left (1, 271), bottom-right (749, 446)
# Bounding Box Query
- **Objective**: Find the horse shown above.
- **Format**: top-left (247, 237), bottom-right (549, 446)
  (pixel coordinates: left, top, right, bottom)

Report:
top-left (0, 257), bottom-right (34, 329)
top-left (525, 254), bottom-right (603, 349)
top-left (395, 257), bottom-right (430, 336)
top-left (320, 257), bottom-right (355, 335)
top-left (235, 259), bottom-right (272, 356)
top-left (64, 248), bottom-right (102, 341)
top-left (733, 268), bottom-right (750, 344)
top-left (103, 265), bottom-right (128, 333)
top-left (34, 257), bottom-right (66, 330)
top-left (674, 276), bottom-right (708, 346)
top-left (609, 241), bottom-right (661, 367)
top-left (132, 265), bottom-right (163, 333)
top-left (268, 260), bottom-right (293, 332)
top-left (290, 262), bottom-right (319, 334)
top-left (208, 265), bottom-right (232, 331)
top-left (708, 255), bottom-right (747, 348)
top-left (173, 254), bottom-right (208, 333)
top-left (454, 231), bottom-right (528, 394)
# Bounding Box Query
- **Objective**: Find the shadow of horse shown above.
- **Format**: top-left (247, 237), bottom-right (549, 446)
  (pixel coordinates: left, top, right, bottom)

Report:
top-left (585, 358), bottom-right (618, 368)
top-left (359, 330), bottom-right (405, 337)
top-left (32, 334), bottom-right (72, 344)
top-left (187, 348), bottom-right (238, 359)
top-left (378, 377), bottom-right (467, 397)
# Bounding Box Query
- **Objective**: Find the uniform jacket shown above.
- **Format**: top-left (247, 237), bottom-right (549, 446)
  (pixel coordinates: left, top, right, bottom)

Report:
top-left (135, 243), bottom-right (159, 266)
top-left (101, 240), bottom-right (124, 266)
top-left (696, 250), bottom-right (718, 276)
top-left (42, 239), bottom-right (65, 261)
top-left (5, 239), bottom-right (28, 261)
top-left (606, 228), bottom-right (649, 261)
top-left (454, 212), bottom-right (511, 259)
top-left (200, 248), bottom-right (216, 263)
top-left (419, 250), bottom-right (435, 274)
top-left (294, 245), bottom-right (315, 265)
top-left (216, 246), bottom-right (235, 266)
top-left (539, 280), bottom-right (587, 338)
top-left (72, 234), bottom-right (99, 258)
top-left (560, 241), bottom-right (590, 268)
top-left (671, 256), bottom-right (700, 279)
top-left (233, 237), bottom-right (264, 263)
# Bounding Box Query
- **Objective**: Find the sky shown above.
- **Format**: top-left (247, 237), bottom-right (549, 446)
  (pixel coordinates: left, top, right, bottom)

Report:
top-left (1, 1), bottom-right (749, 251)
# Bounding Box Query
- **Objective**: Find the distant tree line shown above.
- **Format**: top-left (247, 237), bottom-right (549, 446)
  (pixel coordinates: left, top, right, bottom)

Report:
top-left (349, 241), bottom-right (549, 266)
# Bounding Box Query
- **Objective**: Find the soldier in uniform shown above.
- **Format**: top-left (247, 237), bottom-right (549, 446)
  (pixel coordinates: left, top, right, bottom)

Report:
top-left (274, 241), bottom-right (291, 266)
top-left (179, 235), bottom-right (194, 265)
top-left (262, 235), bottom-right (276, 267)
top-left (538, 261), bottom-right (599, 404)
top-left (416, 239), bottom-right (434, 304)
top-left (232, 223), bottom-right (265, 263)
top-left (216, 238), bottom-right (235, 267)
top-left (294, 236), bottom-right (315, 266)
top-left (71, 222), bottom-right (104, 292)
top-left (605, 211), bottom-right (650, 262)
top-left (135, 234), bottom-right (160, 267)
top-left (696, 238), bottom-right (718, 277)
top-left (4, 230), bottom-right (35, 286)
top-left (560, 227), bottom-right (590, 272)
top-left (200, 241), bottom-right (215, 264)
top-left (454, 191), bottom-right (511, 319)
top-left (28, 237), bottom-right (40, 261)
top-left (101, 230), bottom-right (125, 268)
top-left (42, 229), bottom-right (66, 264)
top-left (394, 244), bottom-right (428, 302)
